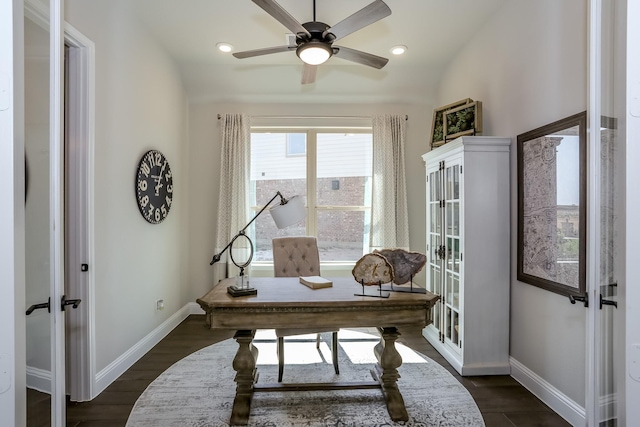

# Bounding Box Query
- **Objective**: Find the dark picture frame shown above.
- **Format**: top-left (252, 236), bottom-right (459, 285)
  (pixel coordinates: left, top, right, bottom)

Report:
top-left (443, 101), bottom-right (483, 141)
top-left (517, 111), bottom-right (587, 297)
top-left (430, 98), bottom-right (472, 149)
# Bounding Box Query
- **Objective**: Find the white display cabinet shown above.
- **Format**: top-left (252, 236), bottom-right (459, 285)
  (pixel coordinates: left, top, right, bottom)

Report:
top-left (422, 136), bottom-right (511, 376)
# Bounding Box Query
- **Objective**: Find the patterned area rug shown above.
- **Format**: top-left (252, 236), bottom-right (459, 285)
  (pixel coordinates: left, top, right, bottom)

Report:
top-left (126, 329), bottom-right (485, 426)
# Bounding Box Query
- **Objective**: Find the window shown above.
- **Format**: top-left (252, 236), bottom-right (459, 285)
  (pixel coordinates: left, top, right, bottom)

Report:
top-left (250, 130), bottom-right (372, 264)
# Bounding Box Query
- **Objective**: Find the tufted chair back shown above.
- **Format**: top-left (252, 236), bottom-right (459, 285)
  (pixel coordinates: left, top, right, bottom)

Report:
top-left (272, 236), bottom-right (321, 277)
top-left (271, 236), bottom-right (338, 382)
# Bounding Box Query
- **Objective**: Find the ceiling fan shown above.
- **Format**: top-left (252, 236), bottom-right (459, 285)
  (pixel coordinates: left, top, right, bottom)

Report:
top-left (233, 0), bottom-right (392, 84)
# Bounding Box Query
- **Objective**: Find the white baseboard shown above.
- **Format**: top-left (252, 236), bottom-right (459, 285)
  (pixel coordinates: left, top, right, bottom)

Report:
top-left (26, 366), bottom-right (51, 394)
top-left (94, 303), bottom-right (194, 396)
top-left (188, 301), bottom-right (205, 315)
top-left (510, 356), bottom-right (585, 426)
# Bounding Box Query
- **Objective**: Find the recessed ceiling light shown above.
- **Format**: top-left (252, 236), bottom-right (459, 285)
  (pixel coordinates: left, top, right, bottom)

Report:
top-left (216, 42), bottom-right (234, 53)
top-left (390, 45), bottom-right (407, 55)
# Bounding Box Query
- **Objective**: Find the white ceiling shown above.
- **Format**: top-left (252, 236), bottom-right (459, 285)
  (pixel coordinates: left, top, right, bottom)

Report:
top-left (128, 0), bottom-right (506, 105)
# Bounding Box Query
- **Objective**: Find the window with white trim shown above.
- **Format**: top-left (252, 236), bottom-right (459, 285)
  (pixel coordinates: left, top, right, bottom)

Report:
top-left (250, 129), bottom-right (372, 264)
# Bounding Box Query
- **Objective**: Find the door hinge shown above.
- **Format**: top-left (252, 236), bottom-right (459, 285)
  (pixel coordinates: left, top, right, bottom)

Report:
top-left (460, 165), bottom-right (462, 174)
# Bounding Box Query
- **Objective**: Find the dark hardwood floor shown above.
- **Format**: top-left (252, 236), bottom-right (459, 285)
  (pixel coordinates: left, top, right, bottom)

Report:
top-left (29, 315), bottom-right (570, 426)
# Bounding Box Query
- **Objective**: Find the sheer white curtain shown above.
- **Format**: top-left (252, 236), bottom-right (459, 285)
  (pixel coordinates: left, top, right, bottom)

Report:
top-left (370, 114), bottom-right (410, 250)
top-left (213, 114), bottom-right (251, 284)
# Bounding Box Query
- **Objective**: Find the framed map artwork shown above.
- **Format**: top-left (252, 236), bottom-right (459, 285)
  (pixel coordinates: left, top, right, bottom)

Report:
top-left (517, 111), bottom-right (587, 297)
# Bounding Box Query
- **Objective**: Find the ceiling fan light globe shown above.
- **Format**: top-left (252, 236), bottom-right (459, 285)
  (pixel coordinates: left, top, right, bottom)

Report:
top-left (297, 42), bottom-right (332, 65)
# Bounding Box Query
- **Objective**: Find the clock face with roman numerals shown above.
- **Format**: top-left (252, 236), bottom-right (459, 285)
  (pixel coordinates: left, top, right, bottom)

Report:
top-left (135, 150), bottom-right (173, 224)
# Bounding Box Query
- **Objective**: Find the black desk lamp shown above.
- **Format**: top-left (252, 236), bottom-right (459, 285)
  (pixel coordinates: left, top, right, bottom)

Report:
top-left (210, 191), bottom-right (305, 296)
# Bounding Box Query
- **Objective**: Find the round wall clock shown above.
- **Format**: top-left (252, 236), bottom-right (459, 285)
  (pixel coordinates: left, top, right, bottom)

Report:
top-left (135, 149), bottom-right (173, 224)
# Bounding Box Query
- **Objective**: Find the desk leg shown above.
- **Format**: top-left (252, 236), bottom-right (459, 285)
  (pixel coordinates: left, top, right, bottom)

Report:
top-left (230, 330), bottom-right (258, 426)
top-left (372, 327), bottom-right (409, 422)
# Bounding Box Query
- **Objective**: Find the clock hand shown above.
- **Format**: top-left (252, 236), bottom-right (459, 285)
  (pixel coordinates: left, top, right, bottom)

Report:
top-left (152, 162), bottom-right (168, 196)
top-left (151, 162), bottom-right (168, 196)
top-left (151, 177), bottom-right (164, 196)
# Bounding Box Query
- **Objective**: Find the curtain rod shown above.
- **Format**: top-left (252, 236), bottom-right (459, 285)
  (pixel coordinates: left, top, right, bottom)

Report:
top-left (217, 114), bottom-right (408, 120)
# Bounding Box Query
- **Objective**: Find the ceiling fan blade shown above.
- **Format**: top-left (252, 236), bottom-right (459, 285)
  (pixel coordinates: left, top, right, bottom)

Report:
top-left (323, 0), bottom-right (391, 41)
top-left (233, 45), bottom-right (295, 59)
top-left (333, 46), bottom-right (389, 69)
top-left (252, 0), bottom-right (311, 38)
top-left (301, 63), bottom-right (317, 85)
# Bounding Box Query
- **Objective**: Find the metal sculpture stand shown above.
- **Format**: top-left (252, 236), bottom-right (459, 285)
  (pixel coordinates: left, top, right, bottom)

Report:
top-left (354, 280), bottom-right (390, 298)
top-left (384, 275), bottom-right (427, 294)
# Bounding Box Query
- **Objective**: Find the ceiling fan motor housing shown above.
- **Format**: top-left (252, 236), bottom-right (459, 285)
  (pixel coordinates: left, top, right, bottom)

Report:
top-left (297, 21), bottom-right (335, 44)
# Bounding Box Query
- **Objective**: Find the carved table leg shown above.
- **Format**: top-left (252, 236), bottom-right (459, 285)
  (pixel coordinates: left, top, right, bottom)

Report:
top-left (372, 327), bottom-right (408, 422)
top-left (230, 330), bottom-right (258, 426)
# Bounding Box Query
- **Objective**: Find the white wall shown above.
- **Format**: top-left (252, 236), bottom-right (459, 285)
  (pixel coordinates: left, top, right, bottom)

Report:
top-left (65, 0), bottom-right (190, 373)
top-left (436, 0), bottom-right (588, 406)
top-left (187, 102), bottom-right (431, 300)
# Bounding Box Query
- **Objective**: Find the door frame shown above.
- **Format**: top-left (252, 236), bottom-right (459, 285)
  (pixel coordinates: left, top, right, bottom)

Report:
top-left (48, 0), bottom-right (65, 424)
top-left (586, 0), bottom-right (640, 425)
top-left (24, 0), bottom-right (95, 404)
top-left (585, 1), bottom-right (602, 425)
top-left (62, 12), bottom-right (95, 404)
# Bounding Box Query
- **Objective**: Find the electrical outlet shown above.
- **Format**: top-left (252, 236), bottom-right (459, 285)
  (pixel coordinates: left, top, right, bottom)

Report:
top-left (156, 299), bottom-right (164, 311)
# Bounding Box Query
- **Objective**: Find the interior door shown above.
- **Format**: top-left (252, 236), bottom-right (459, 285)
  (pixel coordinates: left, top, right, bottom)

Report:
top-left (24, 0), bottom-right (67, 425)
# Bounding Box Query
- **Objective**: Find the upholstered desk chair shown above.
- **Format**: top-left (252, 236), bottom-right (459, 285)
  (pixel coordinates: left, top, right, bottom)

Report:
top-left (272, 236), bottom-right (339, 382)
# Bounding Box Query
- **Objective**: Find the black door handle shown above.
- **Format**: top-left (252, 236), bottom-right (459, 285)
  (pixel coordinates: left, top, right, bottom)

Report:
top-left (569, 292), bottom-right (589, 307)
top-left (600, 294), bottom-right (618, 310)
top-left (26, 297), bottom-right (50, 315)
top-left (61, 295), bottom-right (82, 311)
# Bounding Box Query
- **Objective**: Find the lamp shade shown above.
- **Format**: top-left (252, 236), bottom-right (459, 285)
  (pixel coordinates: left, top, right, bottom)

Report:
top-left (269, 195), bottom-right (305, 229)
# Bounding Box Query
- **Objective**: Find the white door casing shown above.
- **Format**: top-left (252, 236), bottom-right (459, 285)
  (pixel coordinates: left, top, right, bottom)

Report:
top-left (0, 1), bottom-right (27, 426)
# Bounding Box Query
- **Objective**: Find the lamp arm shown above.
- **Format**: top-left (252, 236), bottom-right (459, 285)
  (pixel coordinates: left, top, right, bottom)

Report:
top-left (238, 191), bottom-right (284, 234)
top-left (210, 191), bottom-right (286, 265)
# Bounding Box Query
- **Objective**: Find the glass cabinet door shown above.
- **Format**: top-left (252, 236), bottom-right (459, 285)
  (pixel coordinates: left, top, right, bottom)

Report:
top-left (426, 167), bottom-right (442, 332)
top-left (443, 162), bottom-right (461, 350)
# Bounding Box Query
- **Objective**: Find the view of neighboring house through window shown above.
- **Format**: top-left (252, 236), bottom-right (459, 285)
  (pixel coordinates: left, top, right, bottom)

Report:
top-left (250, 130), bottom-right (372, 263)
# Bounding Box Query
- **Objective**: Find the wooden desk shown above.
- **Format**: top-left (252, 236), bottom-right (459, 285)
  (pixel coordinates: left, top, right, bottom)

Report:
top-left (197, 277), bottom-right (439, 425)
